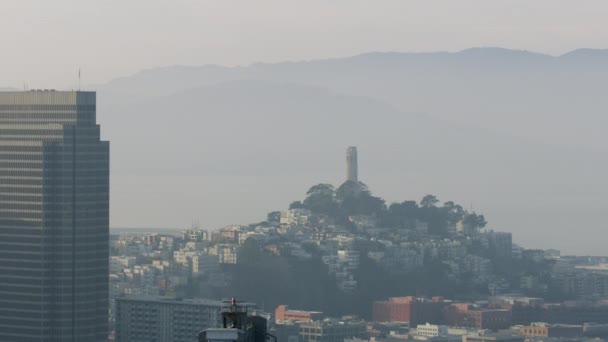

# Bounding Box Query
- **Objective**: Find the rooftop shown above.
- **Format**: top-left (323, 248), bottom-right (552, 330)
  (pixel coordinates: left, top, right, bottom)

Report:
top-left (116, 296), bottom-right (256, 308)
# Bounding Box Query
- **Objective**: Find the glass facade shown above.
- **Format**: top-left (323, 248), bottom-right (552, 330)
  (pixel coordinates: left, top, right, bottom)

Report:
top-left (0, 91), bottom-right (109, 342)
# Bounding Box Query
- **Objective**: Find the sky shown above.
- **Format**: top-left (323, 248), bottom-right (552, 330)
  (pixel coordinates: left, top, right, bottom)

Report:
top-left (2, 0), bottom-right (608, 89)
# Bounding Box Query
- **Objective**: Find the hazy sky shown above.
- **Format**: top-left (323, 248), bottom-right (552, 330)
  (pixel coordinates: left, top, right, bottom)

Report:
top-left (3, 0), bottom-right (608, 88)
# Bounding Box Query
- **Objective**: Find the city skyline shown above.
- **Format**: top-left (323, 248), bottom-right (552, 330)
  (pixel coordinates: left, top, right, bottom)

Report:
top-left (3, 2), bottom-right (608, 341)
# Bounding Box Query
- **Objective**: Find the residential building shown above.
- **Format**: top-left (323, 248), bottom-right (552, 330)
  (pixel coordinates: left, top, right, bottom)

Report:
top-left (280, 209), bottom-right (311, 226)
top-left (192, 254), bottom-right (219, 275)
top-left (415, 323), bottom-right (449, 337)
top-left (522, 250), bottom-right (545, 263)
top-left (486, 231), bottom-right (512, 258)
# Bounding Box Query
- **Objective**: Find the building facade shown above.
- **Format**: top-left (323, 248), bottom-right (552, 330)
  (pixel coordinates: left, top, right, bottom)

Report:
top-left (445, 304), bottom-right (511, 330)
top-left (518, 323), bottom-right (583, 338)
top-left (116, 297), bottom-right (256, 342)
top-left (275, 305), bottom-right (323, 322)
top-left (372, 297), bottom-right (445, 326)
top-left (0, 91), bottom-right (109, 341)
top-left (299, 319), bottom-right (366, 342)
top-left (415, 323), bottom-right (448, 337)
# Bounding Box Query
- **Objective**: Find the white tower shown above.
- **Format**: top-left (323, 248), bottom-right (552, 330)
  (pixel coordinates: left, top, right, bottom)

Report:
top-left (346, 146), bottom-right (358, 182)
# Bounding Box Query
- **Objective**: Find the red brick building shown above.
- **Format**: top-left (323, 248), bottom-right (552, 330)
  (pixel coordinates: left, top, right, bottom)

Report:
top-left (445, 304), bottom-right (511, 330)
top-left (372, 297), bottom-right (445, 325)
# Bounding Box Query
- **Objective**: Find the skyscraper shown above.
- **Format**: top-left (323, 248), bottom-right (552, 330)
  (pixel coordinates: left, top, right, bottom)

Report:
top-left (346, 146), bottom-right (358, 182)
top-left (0, 90), bottom-right (109, 341)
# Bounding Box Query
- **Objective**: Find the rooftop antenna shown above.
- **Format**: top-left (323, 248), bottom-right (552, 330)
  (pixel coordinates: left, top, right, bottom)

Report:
top-left (78, 68), bottom-right (81, 91)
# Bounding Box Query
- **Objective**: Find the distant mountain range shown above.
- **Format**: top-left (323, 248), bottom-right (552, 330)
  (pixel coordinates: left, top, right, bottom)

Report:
top-left (90, 48), bottom-right (607, 255)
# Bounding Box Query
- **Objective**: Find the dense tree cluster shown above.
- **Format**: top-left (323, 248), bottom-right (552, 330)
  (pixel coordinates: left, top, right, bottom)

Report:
top-left (299, 181), bottom-right (486, 236)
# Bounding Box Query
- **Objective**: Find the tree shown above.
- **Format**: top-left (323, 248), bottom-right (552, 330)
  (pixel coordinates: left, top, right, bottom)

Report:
top-left (336, 180), bottom-right (366, 201)
top-left (381, 201), bottom-right (419, 229)
top-left (420, 194), bottom-right (439, 208)
top-left (303, 184), bottom-right (337, 215)
top-left (476, 214), bottom-right (487, 228)
top-left (289, 201), bottom-right (305, 209)
top-left (442, 201), bottom-right (465, 224)
top-left (266, 211), bottom-right (281, 225)
top-left (334, 181), bottom-right (386, 217)
top-left (463, 212), bottom-right (487, 229)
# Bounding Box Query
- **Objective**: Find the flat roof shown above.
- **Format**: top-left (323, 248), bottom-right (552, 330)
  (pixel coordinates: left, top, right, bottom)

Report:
top-left (116, 296), bottom-right (256, 307)
top-left (286, 310), bottom-right (323, 314)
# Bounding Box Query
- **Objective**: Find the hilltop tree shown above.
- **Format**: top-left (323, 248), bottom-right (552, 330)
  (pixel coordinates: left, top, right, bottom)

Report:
top-left (443, 201), bottom-right (465, 224)
top-left (382, 200), bottom-right (420, 228)
top-left (266, 211), bottom-right (281, 225)
top-left (336, 181), bottom-right (386, 217)
top-left (463, 212), bottom-right (487, 229)
top-left (289, 201), bottom-right (305, 209)
top-left (420, 194), bottom-right (439, 208)
top-left (336, 180), bottom-right (365, 201)
top-left (303, 183), bottom-right (337, 215)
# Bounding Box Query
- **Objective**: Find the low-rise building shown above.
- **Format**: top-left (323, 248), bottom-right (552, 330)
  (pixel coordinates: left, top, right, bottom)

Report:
top-left (518, 322), bottom-right (583, 338)
top-left (275, 305), bottom-right (323, 322)
top-left (415, 323), bottom-right (448, 337)
top-left (299, 319), bottom-right (367, 342)
top-left (462, 332), bottom-right (523, 342)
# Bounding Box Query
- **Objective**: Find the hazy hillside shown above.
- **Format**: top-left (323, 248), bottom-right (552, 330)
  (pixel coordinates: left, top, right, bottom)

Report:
top-left (100, 79), bottom-right (608, 254)
top-left (97, 48), bottom-right (608, 150)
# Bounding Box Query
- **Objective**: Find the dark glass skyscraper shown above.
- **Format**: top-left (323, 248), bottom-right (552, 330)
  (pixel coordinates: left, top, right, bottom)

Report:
top-left (0, 91), bottom-right (109, 341)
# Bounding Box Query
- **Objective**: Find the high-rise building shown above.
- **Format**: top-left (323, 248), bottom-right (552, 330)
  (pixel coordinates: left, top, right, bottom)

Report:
top-left (346, 146), bottom-right (358, 182)
top-left (116, 297), bottom-right (256, 342)
top-left (0, 90), bottom-right (109, 341)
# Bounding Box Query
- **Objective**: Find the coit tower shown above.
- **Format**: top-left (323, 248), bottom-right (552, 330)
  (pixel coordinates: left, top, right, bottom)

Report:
top-left (346, 146), bottom-right (358, 182)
